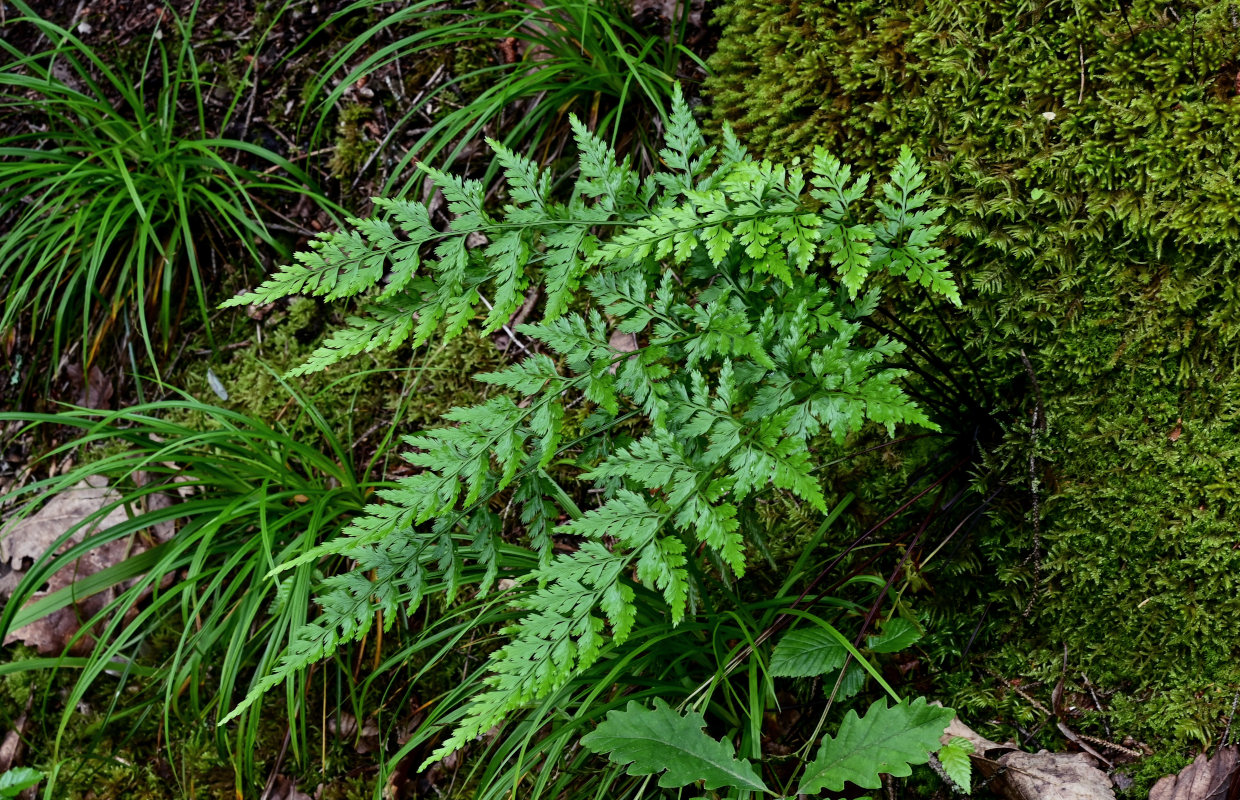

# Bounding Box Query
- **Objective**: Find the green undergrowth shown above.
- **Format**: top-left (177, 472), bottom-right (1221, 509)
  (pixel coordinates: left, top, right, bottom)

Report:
top-left (198, 83), bottom-right (979, 798)
top-left (0, 302), bottom-right (505, 793)
top-left (706, 0), bottom-right (1240, 785)
top-left (0, 2), bottom-right (339, 376)
top-left (299, 0), bottom-right (704, 194)
top-left (0, 643), bottom-right (380, 799)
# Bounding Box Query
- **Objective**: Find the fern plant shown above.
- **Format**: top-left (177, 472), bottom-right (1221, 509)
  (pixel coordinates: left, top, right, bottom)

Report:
top-left (221, 85), bottom-right (960, 791)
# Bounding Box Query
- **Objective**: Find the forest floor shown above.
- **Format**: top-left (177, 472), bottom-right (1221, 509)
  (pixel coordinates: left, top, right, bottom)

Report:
top-left (0, 0), bottom-right (714, 797)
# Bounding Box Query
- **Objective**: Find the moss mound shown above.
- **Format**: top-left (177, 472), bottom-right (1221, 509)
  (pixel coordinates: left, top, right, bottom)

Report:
top-left (706, 0), bottom-right (1240, 769)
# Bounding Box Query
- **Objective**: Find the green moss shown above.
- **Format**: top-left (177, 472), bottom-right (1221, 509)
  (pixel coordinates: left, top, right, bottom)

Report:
top-left (174, 297), bottom-right (504, 449)
top-left (706, 0), bottom-right (1240, 780)
top-left (0, 654), bottom-right (377, 800)
top-left (328, 103), bottom-right (378, 180)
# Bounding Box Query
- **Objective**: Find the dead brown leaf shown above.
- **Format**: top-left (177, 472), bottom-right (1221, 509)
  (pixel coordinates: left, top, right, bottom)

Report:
top-left (64, 363), bottom-right (114, 409)
top-left (0, 699), bottom-right (31, 772)
top-left (999, 751), bottom-right (1118, 800)
top-left (942, 716), bottom-right (1116, 800)
top-left (1149, 747), bottom-right (1239, 800)
top-left (327, 712), bottom-right (381, 754)
top-left (0, 476), bottom-right (128, 569)
top-left (607, 329), bottom-right (639, 374)
top-left (1, 476), bottom-right (177, 654)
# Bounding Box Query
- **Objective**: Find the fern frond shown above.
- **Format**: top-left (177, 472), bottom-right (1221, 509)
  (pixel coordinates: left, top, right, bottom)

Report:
top-left (654, 83), bottom-right (709, 196)
top-left (222, 225), bottom-right (385, 307)
top-left (426, 528), bottom-right (647, 765)
top-left (286, 292), bottom-right (423, 377)
top-left (222, 537), bottom-right (424, 723)
top-left (221, 83), bottom-right (962, 777)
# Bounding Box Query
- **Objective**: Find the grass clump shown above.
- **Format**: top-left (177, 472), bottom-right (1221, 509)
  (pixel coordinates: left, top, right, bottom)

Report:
top-left (0, 2), bottom-right (336, 374)
top-left (298, 0), bottom-right (706, 191)
top-left (0, 396), bottom-right (371, 794)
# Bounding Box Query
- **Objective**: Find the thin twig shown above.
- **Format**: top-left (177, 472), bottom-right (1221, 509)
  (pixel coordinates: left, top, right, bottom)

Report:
top-left (192, 339), bottom-right (251, 356)
top-left (502, 288), bottom-right (541, 356)
top-left (1076, 731), bottom-right (1142, 759)
top-left (239, 59), bottom-right (261, 145)
top-left (1078, 42), bottom-right (1087, 104)
top-left (1081, 671), bottom-right (1111, 737)
top-left (479, 295), bottom-right (534, 357)
top-left (1223, 689), bottom-right (1240, 747)
top-left (985, 667), bottom-right (1052, 716)
top-left (1019, 349), bottom-right (1044, 618)
top-left (259, 728), bottom-right (292, 800)
top-left (351, 63), bottom-right (446, 191)
top-left (258, 146), bottom-right (336, 176)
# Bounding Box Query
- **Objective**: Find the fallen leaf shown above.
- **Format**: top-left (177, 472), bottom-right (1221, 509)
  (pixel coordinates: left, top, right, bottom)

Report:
top-left (0, 703), bottom-right (30, 772)
top-left (244, 302), bottom-right (274, 321)
top-left (1149, 747), bottom-right (1239, 800)
top-left (327, 712), bottom-right (359, 739)
top-left (63, 363), bottom-right (114, 409)
top-left (1, 476), bottom-right (178, 654)
top-left (999, 750), bottom-right (1118, 800)
top-left (355, 717), bottom-right (381, 754)
top-left (607, 330), bottom-right (639, 374)
top-left (327, 712), bottom-right (381, 754)
top-left (0, 476), bottom-right (128, 568)
top-left (940, 716), bottom-right (1116, 800)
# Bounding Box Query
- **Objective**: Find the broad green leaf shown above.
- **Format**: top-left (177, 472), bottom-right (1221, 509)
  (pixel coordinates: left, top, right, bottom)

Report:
top-left (798, 697), bottom-right (955, 794)
top-left (938, 736), bottom-right (974, 793)
top-left (581, 699), bottom-right (769, 792)
top-left (826, 659), bottom-right (868, 700)
top-left (867, 617), bottom-right (922, 654)
top-left (0, 767), bottom-right (42, 797)
top-left (770, 626), bottom-right (847, 677)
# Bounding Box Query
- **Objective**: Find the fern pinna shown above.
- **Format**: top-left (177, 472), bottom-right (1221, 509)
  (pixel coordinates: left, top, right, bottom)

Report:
top-left (221, 86), bottom-right (959, 779)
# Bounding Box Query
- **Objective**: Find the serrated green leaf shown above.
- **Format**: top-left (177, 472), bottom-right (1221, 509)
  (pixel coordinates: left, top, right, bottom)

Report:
top-left (581, 699), bottom-right (769, 792)
top-left (938, 736), bottom-right (974, 793)
top-left (770, 626), bottom-right (847, 677)
top-left (798, 697), bottom-right (955, 794)
top-left (826, 659), bottom-right (869, 700)
top-left (867, 617), bottom-right (923, 654)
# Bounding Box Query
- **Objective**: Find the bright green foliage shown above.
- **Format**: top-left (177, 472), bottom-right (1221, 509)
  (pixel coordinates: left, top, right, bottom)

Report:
top-left (0, 769), bottom-right (42, 798)
top-left (580, 699), bottom-right (770, 792)
top-left (867, 617), bottom-right (922, 654)
top-left (707, 0), bottom-right (1240, 758)
top-left (937, 736), bottom-right (974, 794)
top-left (300, 0), bottom-right (697, 193)
top-left (582, 697), bottom-right (956, 796)
top-left (221, 85), bottom-right (957, 772)
top-left (770, 626), bottom-right (848, 678)
top-left (0, 397), bottom-right (375, 792)
top-left (798, 697), bottom-right (956, 794)
top-left (770, 617), bottom-right (922, 678)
